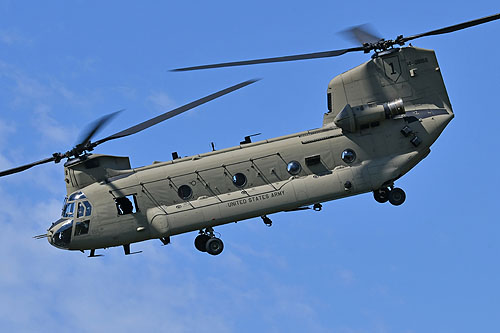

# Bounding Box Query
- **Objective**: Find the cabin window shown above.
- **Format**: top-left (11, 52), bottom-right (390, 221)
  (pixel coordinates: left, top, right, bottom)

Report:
top-left (75, 220), bottom-right (90, 236)
top-left (232, 173), bottom-right (247, 188)
top-left (177, 185), bottom-right (193, 200)
top-left (287, 161), bottom-right (302, 175)
top-left (341, 149), bottom-right (356, 164)
top-left (115, 195), bottom-right (138, 215)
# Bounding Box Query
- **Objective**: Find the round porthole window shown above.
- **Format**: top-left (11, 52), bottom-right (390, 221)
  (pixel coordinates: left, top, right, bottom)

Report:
top-left (178, 185), bottom-right (193, 200)
top-left (232, 173), bottom-right (247, 188)
top-left (287, 160), bottom-right (301, 175)
top-left (341, 149), bottom-right (356, 164)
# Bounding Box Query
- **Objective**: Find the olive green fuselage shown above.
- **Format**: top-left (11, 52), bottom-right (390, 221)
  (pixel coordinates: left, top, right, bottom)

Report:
top-left (48, 46), bottom-right (454, 252)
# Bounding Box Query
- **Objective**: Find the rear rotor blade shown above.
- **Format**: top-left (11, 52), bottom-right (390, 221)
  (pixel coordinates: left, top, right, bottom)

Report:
top-left (93, 79), bottom-right (259, 146)
top-left (171, 47), bottom-right (365, 72)
top-left (343, 24), bottom-right (383, 45)
top-left (0, 155), bottom-right (58, 177)
top-left (401, 13), bottom-right (500, 43)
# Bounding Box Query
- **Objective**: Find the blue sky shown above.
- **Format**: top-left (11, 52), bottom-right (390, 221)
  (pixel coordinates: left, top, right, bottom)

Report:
top-left (0, 1), bottom-right (499, 332)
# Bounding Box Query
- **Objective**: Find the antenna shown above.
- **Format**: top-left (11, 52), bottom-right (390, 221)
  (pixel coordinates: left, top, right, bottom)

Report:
top-left (240, 133), bottom-right (262, 145)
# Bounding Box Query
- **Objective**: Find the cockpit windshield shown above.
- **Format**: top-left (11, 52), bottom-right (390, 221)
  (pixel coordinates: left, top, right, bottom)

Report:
top-left (69, 191), bottom-right (86, 201)
top-left (61, 191), bottom-right (92, 218)
top-left (63, 202), bottom-right (75, 217)
top-left (52, 191), bottom-right (93, 249)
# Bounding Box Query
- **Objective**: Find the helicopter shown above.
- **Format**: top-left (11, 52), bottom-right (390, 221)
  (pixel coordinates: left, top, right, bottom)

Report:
top-left (1, 13), bottom-right (498, 257)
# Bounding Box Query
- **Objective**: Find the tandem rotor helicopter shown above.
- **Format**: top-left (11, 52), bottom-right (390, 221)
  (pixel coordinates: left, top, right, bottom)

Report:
top-left (1, 13), bottom-right (499, 257)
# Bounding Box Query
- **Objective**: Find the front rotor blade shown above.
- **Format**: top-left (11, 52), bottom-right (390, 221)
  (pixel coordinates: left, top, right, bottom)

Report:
top-left (401, 13), bottom-right (500, 43)
top-left (77, 110), bottom-right (123, 148)
top-left (0, 156), bottom-right (57, 177)
top-left (93, 79), bottom-right (259, 146)
top-left (171, 47), bottom-right (364, 72)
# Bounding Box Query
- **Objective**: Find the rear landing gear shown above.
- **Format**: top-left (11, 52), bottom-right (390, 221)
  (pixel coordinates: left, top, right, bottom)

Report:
top-left (373, 187), bottom-right (406, 206)
top-left (373, 187), bottom-right (390, 203)
top-left (388, 187), bottom-right (406, 206)
top-left (194, 227), bottom-right (224, 256)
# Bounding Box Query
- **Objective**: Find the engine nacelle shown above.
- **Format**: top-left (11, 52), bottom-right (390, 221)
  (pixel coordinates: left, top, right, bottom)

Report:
top-left (334, 98), bottom-right (405, 132)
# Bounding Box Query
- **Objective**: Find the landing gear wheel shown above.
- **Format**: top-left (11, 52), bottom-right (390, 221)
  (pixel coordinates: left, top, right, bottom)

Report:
top-left (373, 188), bottom-right (390, 203)
top-left (388, 188), bottom-right (406, 206)
top-left (206, 237), bottom-right (224, 256)
top-left (194, 234), bottom-right (210, 252)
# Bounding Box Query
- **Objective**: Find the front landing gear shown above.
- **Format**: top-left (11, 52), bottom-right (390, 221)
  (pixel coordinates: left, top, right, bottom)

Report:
top-left (206, 238), bottom-right (224, 255)
top-left (194, 228), bottom-right (224, 256)
top-left (373, 187), bottom-right (406, 206)
top-left (194, 234), bottom-right (210, 252)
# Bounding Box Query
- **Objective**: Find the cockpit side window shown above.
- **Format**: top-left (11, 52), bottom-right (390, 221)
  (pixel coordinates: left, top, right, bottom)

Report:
top-left (83, 201), bottom-right (92, 216)
top-left (77, 202), bottom-right (85, 218)
top-left (75, 220), bottom-right (90, 236)
top-left (76, 201), bottom-right (92, 218)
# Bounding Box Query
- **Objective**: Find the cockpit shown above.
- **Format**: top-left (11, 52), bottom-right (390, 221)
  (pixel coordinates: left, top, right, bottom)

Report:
top-left (61, 191), bottom-right (90, 217)
top-left (49, 191), bottom-right (93, 249)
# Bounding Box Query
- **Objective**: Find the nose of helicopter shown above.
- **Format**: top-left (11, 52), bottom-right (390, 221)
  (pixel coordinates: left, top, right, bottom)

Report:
top-left (47, 218), bottom-right (73, 249)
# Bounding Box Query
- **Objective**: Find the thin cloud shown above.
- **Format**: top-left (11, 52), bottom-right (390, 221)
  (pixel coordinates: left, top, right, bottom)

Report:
top-left (0, 60), bottom-right (92, 110)
top-left (49, 78), bottom-right (93, 110)
top-left (32, 104), bottom-right (77, 145)
top-left (0, 118), bottom-right (16, 146)
top-left (0, 181), bottom-right (327, 332)
top-left (0, 29), bottom-right (32, 45)
top-left (0, 153), bottom-right (12, 171)
top-left (0, 61), bottom-right (51, 104)
top-left (147, 91), bottom-right (175, 111)
top-left (338, 268), bottom-right (355, 285)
